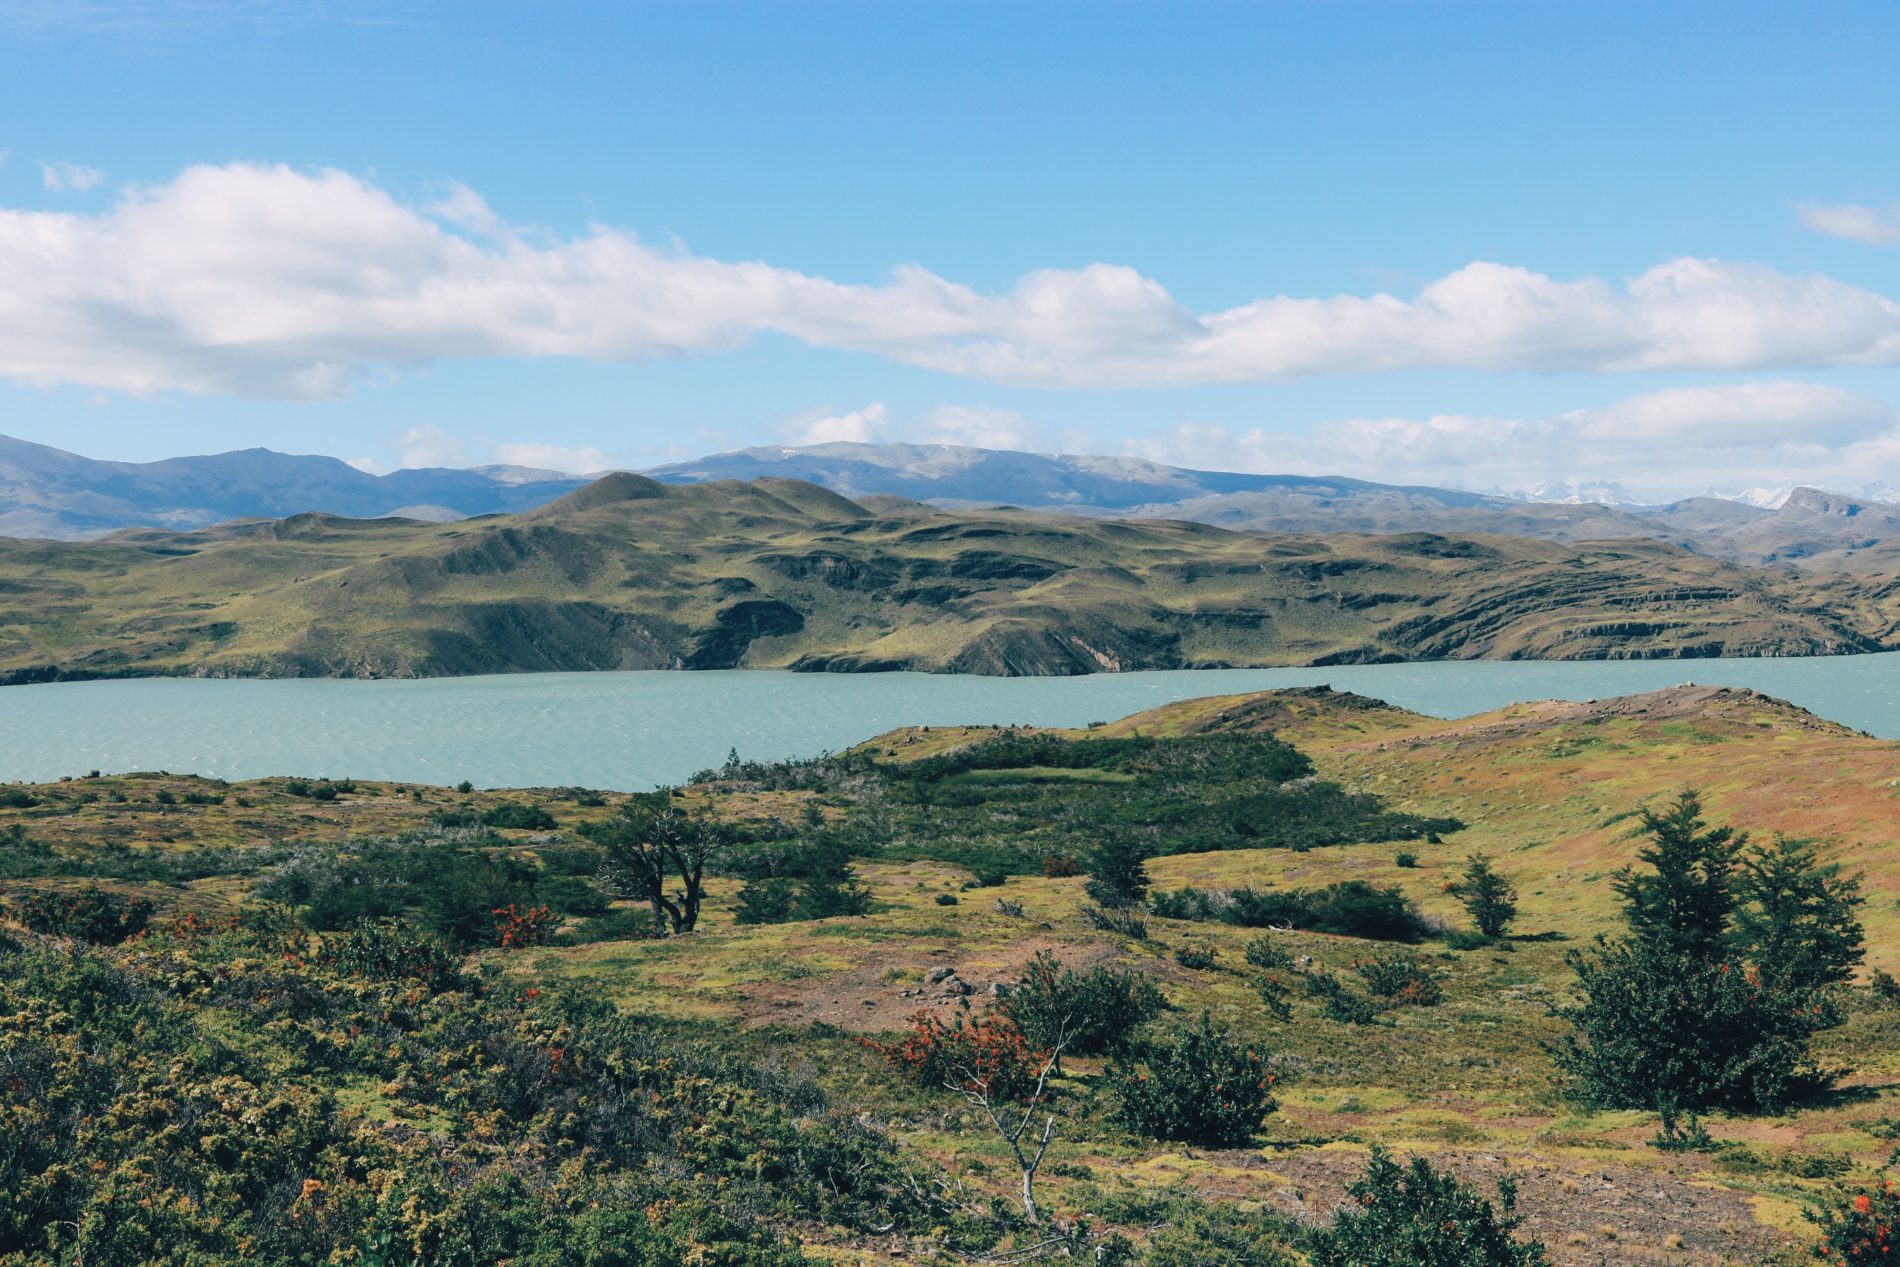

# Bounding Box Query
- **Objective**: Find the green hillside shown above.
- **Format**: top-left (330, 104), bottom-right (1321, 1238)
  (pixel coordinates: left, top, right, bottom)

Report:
top-left (0, 473), bottom-right (1889, 682)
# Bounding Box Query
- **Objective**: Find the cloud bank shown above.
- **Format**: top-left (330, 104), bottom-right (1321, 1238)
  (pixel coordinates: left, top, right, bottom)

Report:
top-left (1131, 382), bottom-right (1900, 501)
top-left (5, 164), bottom-right (1900, 399)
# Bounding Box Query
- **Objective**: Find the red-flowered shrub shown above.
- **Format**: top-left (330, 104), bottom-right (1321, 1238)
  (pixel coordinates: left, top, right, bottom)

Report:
top-left (1810, 1177), bottom-right (1899, 1264)
top-left (492, 903), bottom-right (558, 949)
top-left (863, 1009), bottom-right (1044, 1100)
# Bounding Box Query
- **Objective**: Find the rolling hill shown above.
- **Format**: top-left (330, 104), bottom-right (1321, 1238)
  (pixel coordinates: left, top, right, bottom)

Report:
top-left (0, 471), bottom-right (1890, 683)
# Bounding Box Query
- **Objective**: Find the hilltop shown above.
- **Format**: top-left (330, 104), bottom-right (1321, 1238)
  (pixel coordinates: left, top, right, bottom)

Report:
top-left (0, 472), bottom-right (1891, 683)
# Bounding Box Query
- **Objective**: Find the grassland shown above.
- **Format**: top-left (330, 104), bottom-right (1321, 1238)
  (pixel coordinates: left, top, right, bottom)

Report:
top-left (0, 472), bottom-right (1892, 683)
top-left (2, 682), bottom-right (1896, 1264)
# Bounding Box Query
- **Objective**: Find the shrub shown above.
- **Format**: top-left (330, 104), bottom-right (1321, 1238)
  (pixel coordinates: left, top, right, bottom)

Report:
top-left (1806, 1175), bottom-right (1899, 1265)
top-left (1107, 1012), bottom-right (1277, 1147)
top-left (1043, 854), bottom-right (1083, 878)
top-left (1000, 951), bottom-right (1165, 1065)
top-left (968, 865), bottom-right (1007, 888)
top-left (1356, 951), bottom-right (1444, 1006)
top-left (482, 802), bottom-right (559, 831)
top-left (1874, 969), bottom-right (1900, 1006)
top-left (1174, 944), bottom-right (1218, 971)
top-left (935, 892), bottom-right (959, 906)
top-left (866, 1010), bottom-right (1043, 1100)
top-left (1305, 1148), bottom-right (1548, 1267)
top-left (1159, 881), bottom-right (1432, 942)
top-left (1083, 837), bottom-right (1151, 909)
top-left (0, 787), bottom-right (39, 808)
top-left (419, 850), bottom-right (541, 947)
top-left (456, 780), bottom-right (475, 793)
top-left (1394, 850), bottom-right (1419, 869)
top-left (492, 903), bottom-right (559, 948)
top-left (1244, 935), bottom-right (1296, 972)
top-left (316, 919), bottom-right (465, 993)
top-left (537, 873), bottom-right (610, 917)
top-left (11, 885), bottom-right (154, 944)
top-left (1143, 1202), bottom-right (1300, 1267)
top-left (1307, 972), bottom-right (1381, 1024)
top-left (1449, 855), bottom-right (1518, 938)
top-left (1082, 904), bottom-right (1149, 940)
top-left (735, 876), bottom-right (799, 925)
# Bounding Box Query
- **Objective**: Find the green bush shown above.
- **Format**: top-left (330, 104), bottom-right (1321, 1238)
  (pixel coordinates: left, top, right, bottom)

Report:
top-left (1356, 950), bottom-right (1444, 1006)
top-left (11, 885), bottom-right (154, 944)
top-left (481, 802), bottom-right (559, 831)
top-left (1000, 951), bottom-right (1165, 1066)
top-left (1394, 850), bottom-right (1419, 868)
top-left (1306, 972), bottom-right (1381, 1024)
top-left (1305, 1148), bottom-right (1547, 1266)
top-left (1155, 881), bottom-right (1431, 942)
top-left (1174, 943), bottom-right (1218, 970)
top-left (316, 919), bottom-right (466, 993)
top-left (1108, 1012), bottom-right (1277, 1147)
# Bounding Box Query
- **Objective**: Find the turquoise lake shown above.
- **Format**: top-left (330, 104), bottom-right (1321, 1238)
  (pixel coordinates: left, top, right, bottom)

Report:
top-left (4, 654), bottom-right (1898, 789)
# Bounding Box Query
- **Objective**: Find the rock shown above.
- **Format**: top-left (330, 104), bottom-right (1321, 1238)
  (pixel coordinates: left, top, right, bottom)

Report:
top-left (926, 966), bottom-right (958, 984)
top-left (988, 982), bottom-right (1012, 997)
top-left (942, 976), bottom-right (974, 996)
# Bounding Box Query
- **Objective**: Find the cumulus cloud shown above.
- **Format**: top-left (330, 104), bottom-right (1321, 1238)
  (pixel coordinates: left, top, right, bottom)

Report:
top-left (5, 163), bottom-right (1900, 399)
top-left (489, 441), bottom-right (612, 473)
top-left (1798, 200), bottom-right (1900, 247)
top-left (1136, 382), bottom-right (1900, 501)
top-left (791, 402), bottom-right (890, 445)
top-left (38, 160), bottom-right (103, 192)
top-left (922, 404), bottom-right (1037, 450)
top-left (396, 424), bottom-right (469, 469)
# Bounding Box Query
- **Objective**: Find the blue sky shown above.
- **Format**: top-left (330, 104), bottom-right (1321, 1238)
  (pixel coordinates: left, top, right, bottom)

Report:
top-left (2, 0), bottom-right (1899, 497)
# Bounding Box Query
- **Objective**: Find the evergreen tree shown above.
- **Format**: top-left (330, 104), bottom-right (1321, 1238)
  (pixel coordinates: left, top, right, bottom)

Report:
top-left (1734, 834), bottom-right (1864, 996)
top-left (1612, 790), bottom-right (1742, 960)
top-left (1449, 855), bottom-right (1518, 938)
top-left (1083, 835), bottom-right (1151, 909)
top-left (1555, 791), bottom-right (1865, 1112)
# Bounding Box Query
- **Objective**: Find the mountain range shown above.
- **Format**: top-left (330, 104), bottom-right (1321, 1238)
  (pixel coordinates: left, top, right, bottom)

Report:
top-left (7, 433), bottom-right (1900, 573)
top-left (0, 432), bottom-right (592, 540)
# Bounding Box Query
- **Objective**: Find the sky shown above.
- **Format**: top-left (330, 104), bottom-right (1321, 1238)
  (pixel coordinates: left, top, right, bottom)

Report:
top-left (2, 0), bottom-right (1899, 500)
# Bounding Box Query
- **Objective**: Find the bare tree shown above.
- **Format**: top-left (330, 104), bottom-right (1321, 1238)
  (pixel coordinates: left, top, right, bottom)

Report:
top-left (946, 1021), bottom-right (1072, 1225)
top-left (584, 792), bottom-right (731, 935)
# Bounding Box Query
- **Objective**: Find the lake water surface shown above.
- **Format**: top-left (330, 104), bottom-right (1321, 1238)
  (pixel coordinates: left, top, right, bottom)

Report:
top-left (5, 654), bottom-right (1899, 789)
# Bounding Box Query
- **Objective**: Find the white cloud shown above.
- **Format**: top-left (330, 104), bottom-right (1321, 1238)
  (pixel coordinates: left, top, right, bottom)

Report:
top-left (1133, 381), bottom-right (1900, 502)
top-left (922, 404), bottom-right (1036, 450)
top-left (490, 441), bottom-right (612, 473)
top-left (396, 424), bottom-right (469, 469)
top-left (344, 455), bottom-right (385, 474)
top-left (38, 160), bottom-right (103, 192)
top-left (1798, 200), bottom-right (1900, 247)
top-left (792, 402), bottom-right (889, 445)
top-left (4, 164), bottom-right (1900, 399)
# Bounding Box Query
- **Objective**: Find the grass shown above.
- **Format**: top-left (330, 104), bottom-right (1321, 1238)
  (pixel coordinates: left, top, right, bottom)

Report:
top-left (4, 681), bottom-right (1899, 1264)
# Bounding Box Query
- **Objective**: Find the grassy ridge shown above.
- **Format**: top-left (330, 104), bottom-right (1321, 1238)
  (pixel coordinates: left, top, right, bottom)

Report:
top-left (0, 472), bottom-right (1891, 682)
